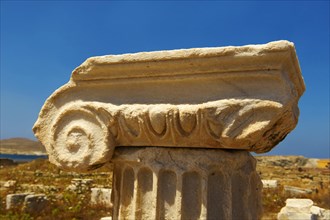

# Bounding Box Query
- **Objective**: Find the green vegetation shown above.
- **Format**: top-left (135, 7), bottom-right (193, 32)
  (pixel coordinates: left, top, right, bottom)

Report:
top-left (0, 157), bottom-right (329, 219)
top-left (0, 159), bottom-right (113, 220)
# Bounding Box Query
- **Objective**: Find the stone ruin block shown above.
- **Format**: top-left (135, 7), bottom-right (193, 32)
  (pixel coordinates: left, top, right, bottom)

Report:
top-left (284, 185), bottom-right (313, 195)
top-left (262, 179), bottom-right (278, 188)
top-left (23, 194), bottom-right (49, 214)
top-left (6, 193), bottom-right (49, 214)
top-left (6, 193), bottom-right (30, 210)
top-left (91, 187), bottom-right (112, 208)
top-left (278, 199), bottom-right (330, 220)
top-left (100, 217), bottom-right (112, 220)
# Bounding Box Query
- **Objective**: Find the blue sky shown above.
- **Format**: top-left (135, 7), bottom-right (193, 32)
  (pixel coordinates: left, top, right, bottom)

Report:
top-left (1, 1), bottom-right (329, 158)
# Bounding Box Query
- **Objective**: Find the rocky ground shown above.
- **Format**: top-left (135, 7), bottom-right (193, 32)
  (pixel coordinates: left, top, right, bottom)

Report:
top-left (0, 155), bottom-right (329, 220)
top-left (256, 156), bottom-right (330, 219)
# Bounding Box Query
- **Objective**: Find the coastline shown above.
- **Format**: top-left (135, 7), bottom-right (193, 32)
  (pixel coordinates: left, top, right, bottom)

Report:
top-left (0, 153), bottom-right (48, 163)
top-left (0, 150), bottom-right (47, 156)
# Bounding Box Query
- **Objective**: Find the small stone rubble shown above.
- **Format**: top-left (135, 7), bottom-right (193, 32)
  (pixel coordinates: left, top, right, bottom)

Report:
top-left (1, 155), bottom-right (328, 219)
top-left (100, 217), bottom-right (112, 220)
top-left (284, 185), bottom-right (313, 195)
top-left (3, 180), bottom-right (17, 188)
top-left (91, 188), bottom-right (112, 208)
top-left (262, 180), bottom-right (278, 188)
top-left (278, 198), bottom-right (330, 220)
top-left (66, 178), bottom-right (93, 194)
top-left (24, 194), bottom-right (49, 213)
top-left (6, 193), bottom-right (30, 210)
top-left (6, 193), bottom-right (49, 214)
top-left (257, 156), bottom-right (329, 195)
top-left (4, 178), bottom-right (112, 213)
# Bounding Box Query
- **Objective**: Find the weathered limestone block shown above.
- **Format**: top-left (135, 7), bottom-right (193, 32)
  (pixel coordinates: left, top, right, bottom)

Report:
top-left (278, 199), bottom-right (330, 220)
top-left (262, 179), bottom-right (278, 188)
top-left (6, 193), bottom-right (30, 210)
top-left (111, 147), bottom-right (262, 220)
top-left (100, 217), bottom-right (112, 220)
top-left (33, 40), bottom-right (305, 171)
top-left (23, 194), bottom-right (49, 214)
top-left (3, 180), bottom-right (17, 188)
top-left (284, 185), bottom-right (313, 195)
top-left (91, 187), bottom-right (112, 208)
top-left (6, 193), bottom-right (49, 214)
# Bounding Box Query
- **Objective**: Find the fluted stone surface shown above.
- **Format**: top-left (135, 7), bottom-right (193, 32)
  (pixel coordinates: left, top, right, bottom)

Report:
top-left (111, 147), bottom-right (263, 220)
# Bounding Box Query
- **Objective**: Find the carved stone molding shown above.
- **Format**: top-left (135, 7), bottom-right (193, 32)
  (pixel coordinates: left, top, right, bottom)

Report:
top-left (33, 40), bottom-right (305, 171)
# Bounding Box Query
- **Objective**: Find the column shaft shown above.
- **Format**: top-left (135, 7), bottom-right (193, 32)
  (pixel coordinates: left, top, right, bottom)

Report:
top-left (111, 147), bottom-right (263, 220)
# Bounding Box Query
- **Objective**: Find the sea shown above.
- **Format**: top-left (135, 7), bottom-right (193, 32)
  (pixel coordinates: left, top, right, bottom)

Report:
top-left (0, 154), bottom-right (48, 162)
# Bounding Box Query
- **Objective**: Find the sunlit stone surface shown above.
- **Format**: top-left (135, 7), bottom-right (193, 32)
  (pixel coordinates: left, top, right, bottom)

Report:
top-left (33, 41), bottom-right (304, 219)
top-left (111, 147), bottom-right (262, 220)
top-left (33, 40), bottom-right (304, 171)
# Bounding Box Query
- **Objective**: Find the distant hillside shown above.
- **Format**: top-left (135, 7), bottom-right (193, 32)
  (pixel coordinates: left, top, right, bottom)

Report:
top-left (0, 138), bottom-right (47, 155)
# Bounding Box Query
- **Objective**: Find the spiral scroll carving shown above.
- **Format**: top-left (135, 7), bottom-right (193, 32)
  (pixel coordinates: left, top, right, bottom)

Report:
top-left (49, 104), bottom-right (115, 171)
top-left (37, 98), bottom-right (293, 171)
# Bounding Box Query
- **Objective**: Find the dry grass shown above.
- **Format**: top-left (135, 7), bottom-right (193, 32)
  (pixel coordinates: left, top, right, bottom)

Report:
top-left (257, 156), bottom-right (330, 219)
top-left (1, 157), bottom-right (329, 219)
top-left (0, 159), bottom-right (113, 220)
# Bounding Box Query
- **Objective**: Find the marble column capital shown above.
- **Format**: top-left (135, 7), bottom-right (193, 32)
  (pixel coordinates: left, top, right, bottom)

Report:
top-left (33, 40), bottom-right (305, 171)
